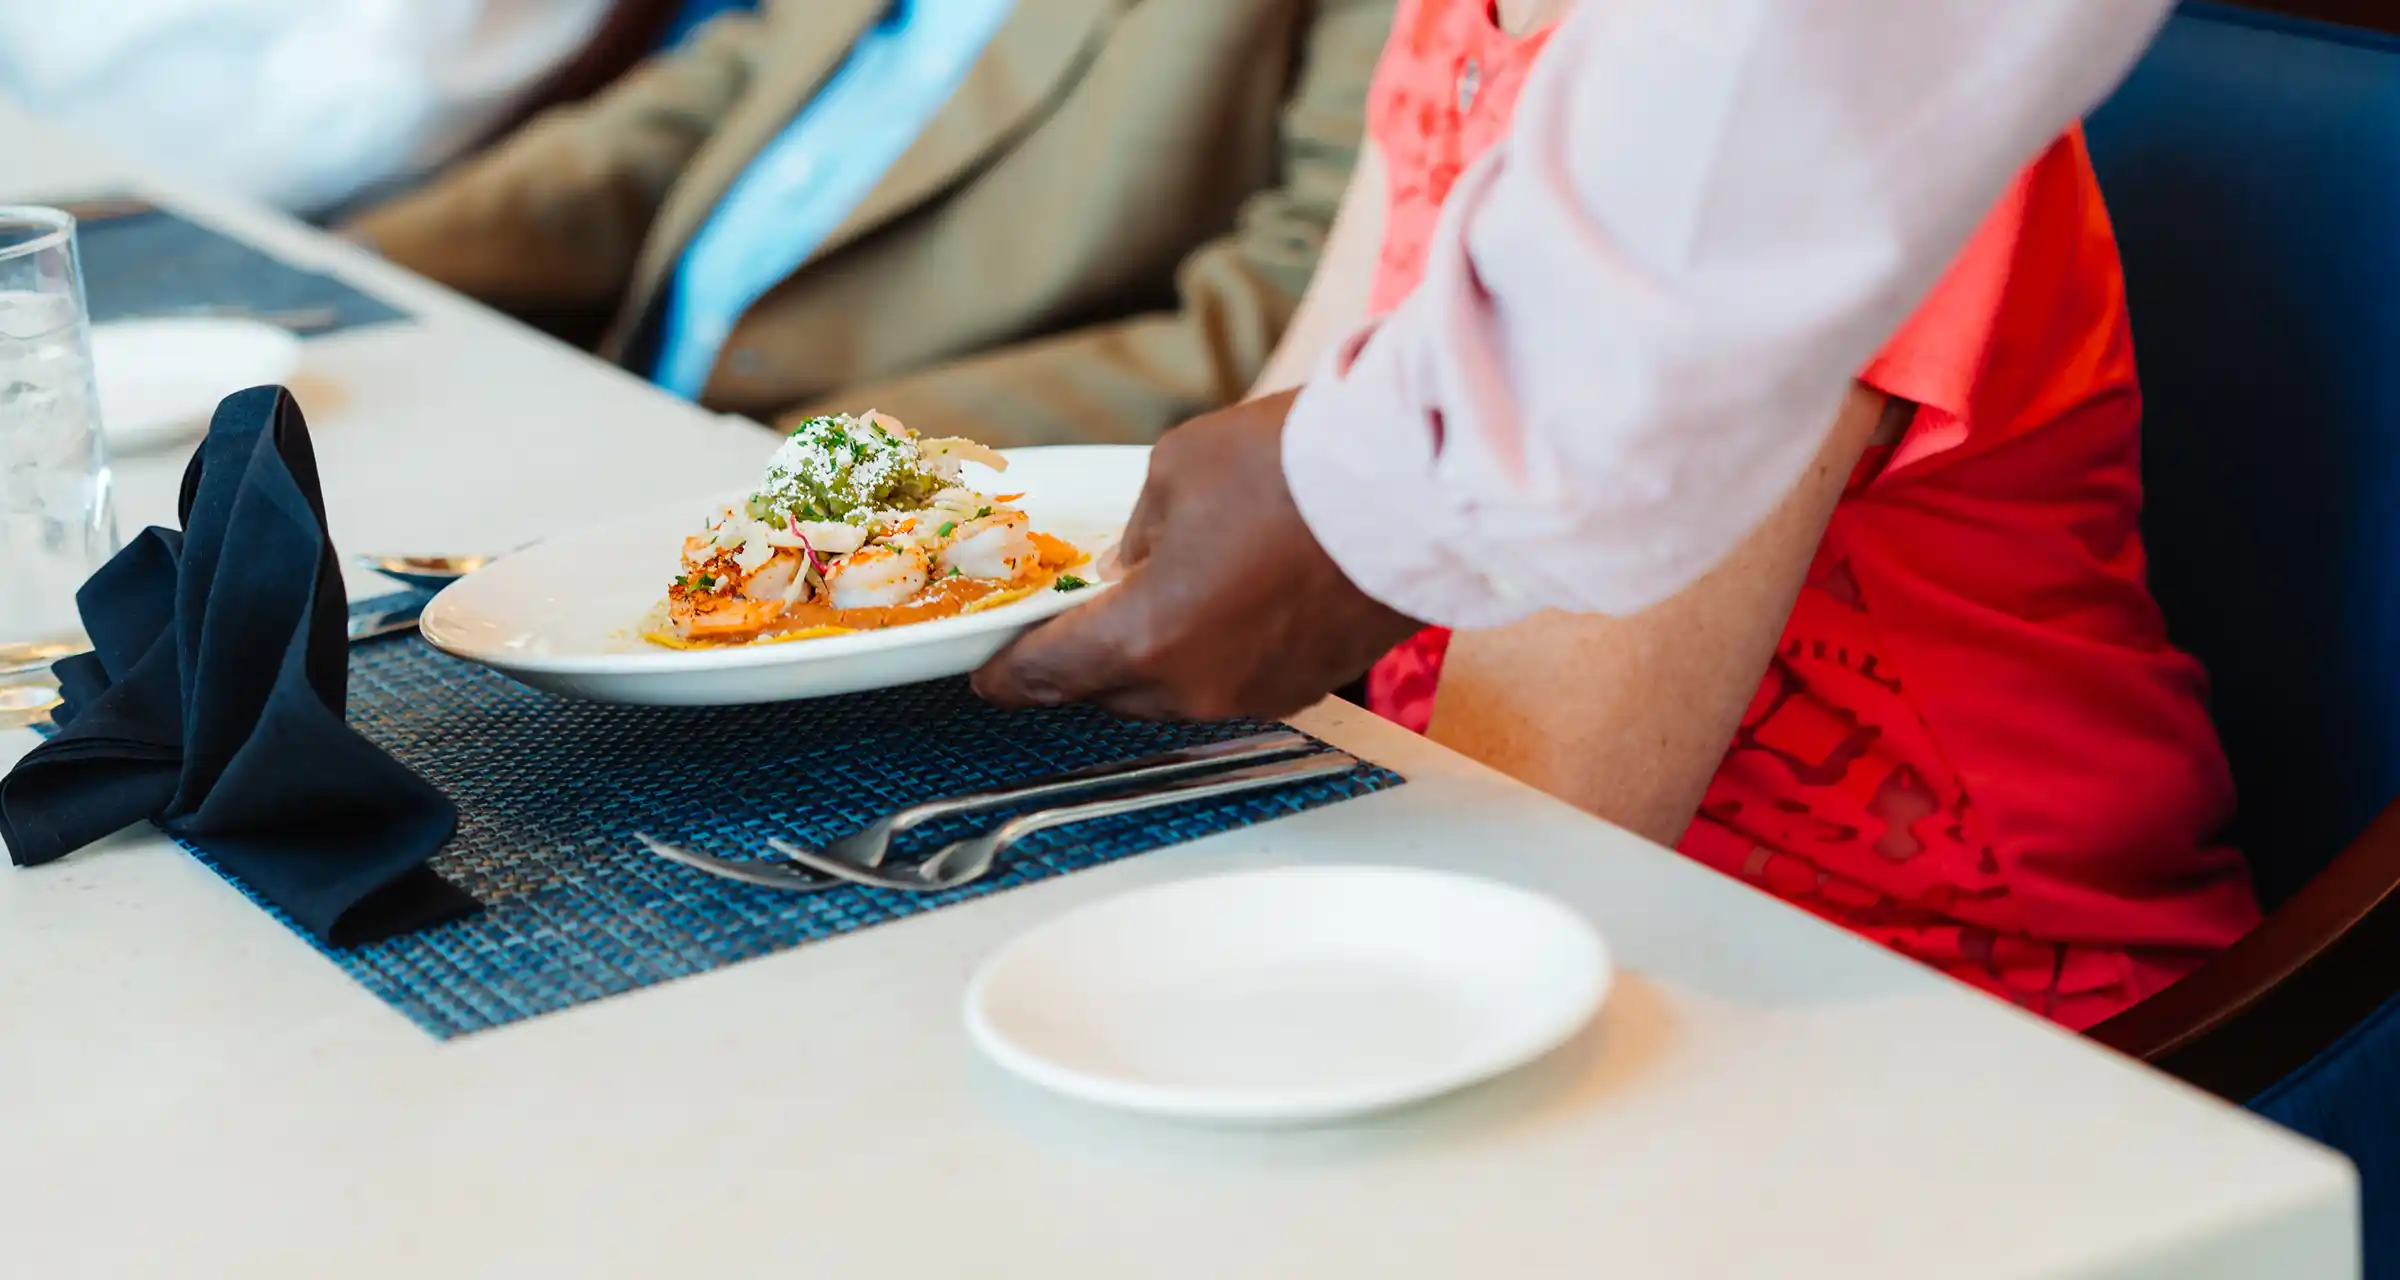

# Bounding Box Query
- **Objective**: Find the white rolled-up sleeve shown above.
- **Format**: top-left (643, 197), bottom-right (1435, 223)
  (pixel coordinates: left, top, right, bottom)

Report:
top-left (1282, 0), bottom-right (2171, 628)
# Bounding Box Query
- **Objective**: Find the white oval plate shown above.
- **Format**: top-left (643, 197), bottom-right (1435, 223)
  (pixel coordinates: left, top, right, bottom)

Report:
top-left (419, 445), bottom-right (1144, 705)
top-left (967, 867), bottom-right (1611, 1125)
top-left (92, 317), bottom-right (302, 454)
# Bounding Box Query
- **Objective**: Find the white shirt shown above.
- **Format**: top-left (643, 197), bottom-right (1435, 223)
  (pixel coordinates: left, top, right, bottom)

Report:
top-left (0, 0), bottom-right (612, 215)
top-left (1281, 0), bottom-right (2175, 628)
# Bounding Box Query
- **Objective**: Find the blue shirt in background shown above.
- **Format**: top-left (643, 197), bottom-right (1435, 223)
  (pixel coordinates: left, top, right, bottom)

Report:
top-left (651, 0), bottom-right (1017, 399)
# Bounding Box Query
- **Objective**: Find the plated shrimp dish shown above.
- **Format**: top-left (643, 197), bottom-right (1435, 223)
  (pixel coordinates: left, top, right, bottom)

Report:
top-left (643, 412), bottom-right (1090, 649)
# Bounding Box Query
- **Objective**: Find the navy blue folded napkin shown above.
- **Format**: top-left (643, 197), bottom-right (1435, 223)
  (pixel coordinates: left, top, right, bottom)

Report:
top-left (0, 387), bottom-right (474, 945)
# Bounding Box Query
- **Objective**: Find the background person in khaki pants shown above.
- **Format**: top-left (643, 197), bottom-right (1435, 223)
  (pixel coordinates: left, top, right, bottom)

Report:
top-left (350, 0), bottom-right (1394, 448)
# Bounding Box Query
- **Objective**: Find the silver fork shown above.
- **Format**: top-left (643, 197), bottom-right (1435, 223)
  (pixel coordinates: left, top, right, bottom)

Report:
top-left (767, 751), bottom-right (1364, 893)
top-left (637, 730), bottom-right (1322, 892)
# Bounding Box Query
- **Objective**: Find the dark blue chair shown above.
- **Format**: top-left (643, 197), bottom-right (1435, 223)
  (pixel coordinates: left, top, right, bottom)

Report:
top-left (2081, 3), bottom-right (2400, 1271)
top-left (2090, 2), bottom-right (2400, 911)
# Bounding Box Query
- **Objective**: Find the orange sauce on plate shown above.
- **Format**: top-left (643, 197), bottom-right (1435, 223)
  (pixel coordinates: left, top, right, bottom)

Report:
top-left (643, 565), bottom-right (1083, 650)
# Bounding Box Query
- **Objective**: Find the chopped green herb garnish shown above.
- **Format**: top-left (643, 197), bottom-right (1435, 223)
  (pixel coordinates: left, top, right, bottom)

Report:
top-left (695, 573), bottom-right (717, 590)
top-left (750, 413), bottom-right (942, 525)
top-left (1053, 575), bottom-right (1090, 593)
top-left (949, 566), bottom-right (963, 578)
top-left (975, 506), bottom-right (992, 518)
top-left (936, 520), bottom-right (956, 538)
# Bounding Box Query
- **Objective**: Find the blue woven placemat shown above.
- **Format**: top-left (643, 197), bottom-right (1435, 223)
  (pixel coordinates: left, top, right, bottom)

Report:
top-left (170, 596), bottom-right (1401, 1038)
top-left (71, 203), bottom-right (410, 336)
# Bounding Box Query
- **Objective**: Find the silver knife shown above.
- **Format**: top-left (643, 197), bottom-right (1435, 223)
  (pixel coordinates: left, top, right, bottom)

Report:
top-left (347, 597), bottom-right (427, 642)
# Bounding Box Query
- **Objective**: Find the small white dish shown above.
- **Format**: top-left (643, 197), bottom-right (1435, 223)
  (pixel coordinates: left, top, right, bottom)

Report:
top-left (419, 445), bottom-right (1142, 706)
top-left (966, 867), bottom-right (1611, 1125)
top-left (91, 317), bottom-right (303, 453)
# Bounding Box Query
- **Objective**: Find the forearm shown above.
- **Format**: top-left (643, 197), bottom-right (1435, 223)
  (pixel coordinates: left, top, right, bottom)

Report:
top-left (1427, 385), bottom-right (1897, 843)
top-left (1283, 0), bottom-right (2171, 628)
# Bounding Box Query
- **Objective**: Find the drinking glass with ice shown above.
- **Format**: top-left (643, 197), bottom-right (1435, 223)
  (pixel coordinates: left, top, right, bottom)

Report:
top-left (0, 207), bottom-right (118, 727)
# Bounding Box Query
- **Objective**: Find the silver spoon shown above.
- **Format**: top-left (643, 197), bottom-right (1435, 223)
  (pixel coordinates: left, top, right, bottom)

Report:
top-left (356, 552), bottom-right (497, 592)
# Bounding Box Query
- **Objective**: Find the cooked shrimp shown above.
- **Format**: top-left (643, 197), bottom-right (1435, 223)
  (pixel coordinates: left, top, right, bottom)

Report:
top-left (672, 593), bottom-right (786, 640)
top-left (742, 547), bottom-right (812, 603)
top-left (825, 544), bottom-right (930, 608)
top-left (788, 520), bottom-right (865, 556)
top-left (936, 510), bottom-right (1035, 581)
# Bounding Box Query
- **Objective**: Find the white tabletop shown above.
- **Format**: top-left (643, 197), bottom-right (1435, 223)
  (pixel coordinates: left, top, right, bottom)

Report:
top-left (0, 106), bottom-right (2360, 1279)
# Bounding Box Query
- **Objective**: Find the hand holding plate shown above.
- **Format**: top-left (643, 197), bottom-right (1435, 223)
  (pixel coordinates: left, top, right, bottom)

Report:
top-left (972, 390), bottom-right (1421, 720)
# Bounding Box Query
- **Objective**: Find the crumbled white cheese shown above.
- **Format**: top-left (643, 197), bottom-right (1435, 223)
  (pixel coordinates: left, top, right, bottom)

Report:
top-left (753, 413), bottom-right (940, 521)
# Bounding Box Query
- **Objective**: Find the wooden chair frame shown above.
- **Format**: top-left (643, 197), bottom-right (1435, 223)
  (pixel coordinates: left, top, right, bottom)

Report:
top-left (2090, 797), bottom-right (2400, 1100)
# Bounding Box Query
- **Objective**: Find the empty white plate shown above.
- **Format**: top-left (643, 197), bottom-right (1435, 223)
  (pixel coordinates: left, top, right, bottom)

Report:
top-left (966, 867), bottom-right (1611, 1125)
top-left (91, 317), bottom-right (302, 453)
